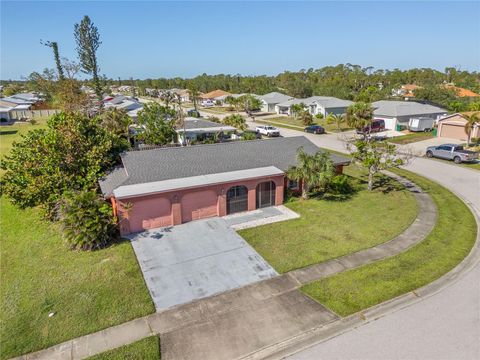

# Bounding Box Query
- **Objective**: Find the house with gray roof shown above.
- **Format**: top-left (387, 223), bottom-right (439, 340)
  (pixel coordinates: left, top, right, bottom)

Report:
top-left (275, 96), bottom-right (353, 117)
top-left (372, 100), bottom-right (448, 130)
top-left (177, 117), bottom-right (236, 144)
top-left (257, 92), bottom-right (295, 113)
top-left (99, 136), bottom-right (350, 234)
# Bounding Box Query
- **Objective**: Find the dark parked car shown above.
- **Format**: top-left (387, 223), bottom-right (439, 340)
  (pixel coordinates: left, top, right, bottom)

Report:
top-left (304, 125), bottom-right (325, 134)
top-left (356, 119), bottom-right (385, 134)
top-left (187, 109), bottom-right (201, 118)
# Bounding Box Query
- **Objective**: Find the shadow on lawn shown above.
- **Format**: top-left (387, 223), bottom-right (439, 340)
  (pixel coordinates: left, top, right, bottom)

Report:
top-left (0, 130), bottom-right (18, 136)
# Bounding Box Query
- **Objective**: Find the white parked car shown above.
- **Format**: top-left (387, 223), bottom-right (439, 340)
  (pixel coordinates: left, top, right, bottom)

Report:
top-left (201, 99), bottom-right (215, 107)
top-left (256, 125), bottom-right (280, 137)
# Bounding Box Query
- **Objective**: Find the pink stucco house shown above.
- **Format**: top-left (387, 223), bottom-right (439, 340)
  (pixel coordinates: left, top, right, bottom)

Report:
top-left (99, 136), bottom-right (350, 235)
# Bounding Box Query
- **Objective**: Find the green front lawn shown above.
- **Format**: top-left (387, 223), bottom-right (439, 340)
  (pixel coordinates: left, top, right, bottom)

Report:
top-left (88, 336), bottom-right (160, 360)
top-left (0, 118), bottom-right (49, 159)
top-left (256, 116), bottom-right (352, 133)
top-left (301, 169), bottom-right (476, 316)
top-left (239, 166), bottom-right (418, 273)
top-left (0, 198), bottom-right (155, 359)
top-left (388, 131), bottom-right (435, 144)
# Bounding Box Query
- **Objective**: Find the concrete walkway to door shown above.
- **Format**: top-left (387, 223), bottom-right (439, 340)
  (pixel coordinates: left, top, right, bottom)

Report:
top-left (126, 206), bottom-right (297, 311)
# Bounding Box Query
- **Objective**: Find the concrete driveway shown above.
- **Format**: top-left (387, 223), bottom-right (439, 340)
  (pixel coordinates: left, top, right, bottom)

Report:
top-left (127, 212), bottom-right (281, 311)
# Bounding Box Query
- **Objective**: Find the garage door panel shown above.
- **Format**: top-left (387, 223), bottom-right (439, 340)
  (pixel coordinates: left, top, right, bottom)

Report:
top-left (129, 197), bottom-right (172, 232)
top-left (181, 190), bottom-right (218, 223)
top-left (440, 124), bottom-right (467, 140)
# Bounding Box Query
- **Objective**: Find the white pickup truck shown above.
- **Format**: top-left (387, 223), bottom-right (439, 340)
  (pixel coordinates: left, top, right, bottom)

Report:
top-left (255, 125), bottom-right (280, 137)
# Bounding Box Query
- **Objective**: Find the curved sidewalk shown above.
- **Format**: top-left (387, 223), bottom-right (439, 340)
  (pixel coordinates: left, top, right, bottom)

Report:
top-left (12, 173), bottom-right (438, 360)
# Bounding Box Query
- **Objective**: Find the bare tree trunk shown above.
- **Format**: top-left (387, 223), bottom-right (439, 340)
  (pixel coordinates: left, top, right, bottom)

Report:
top-left (302, 182), bottom-right (309, 199)
top-left (368, 166), bottom-right (376, 191)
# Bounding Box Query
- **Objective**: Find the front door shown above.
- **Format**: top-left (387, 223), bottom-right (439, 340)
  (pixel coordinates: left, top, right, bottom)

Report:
top-left (256, 181), bottom-right (276, 209)
top-left (226, 186), bottom-right (248, 214)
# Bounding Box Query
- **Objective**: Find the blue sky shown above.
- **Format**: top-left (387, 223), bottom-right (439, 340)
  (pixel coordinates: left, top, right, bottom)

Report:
top-left (1, 1), bottom-right (479, 80)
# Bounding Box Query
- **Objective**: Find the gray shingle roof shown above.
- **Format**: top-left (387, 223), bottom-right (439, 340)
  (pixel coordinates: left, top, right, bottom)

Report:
top-left (372, 100), bottom-right (447, 117)
top-left (182, 118), bottom-right (236, 131)
top-left (99, 136), bottom-right (350, 197)
top-left (258, 92), bottom-right (294, 104)
top-left (277, 96), bottom-right (353, 109)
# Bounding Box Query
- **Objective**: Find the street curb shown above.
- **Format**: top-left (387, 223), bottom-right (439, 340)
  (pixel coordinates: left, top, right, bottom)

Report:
top-left (244, 184), bottom-right (480, 360)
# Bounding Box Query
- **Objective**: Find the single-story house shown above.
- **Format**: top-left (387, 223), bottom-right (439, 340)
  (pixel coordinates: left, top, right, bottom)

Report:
top-left (176, 117), bottom-right (236, 143)
top-left (275, 96), bottom-right (353, 117)
top-left (99, 136), bottom-right (350, 235)
top-left (200, 90), bottom-right (232, 105)
top-left (372, 100), bottom-right (448, 130)
top-left (257, 92), bottom-right (294, 113)
top-left (437, 113), bottom-right (479, 141)
top-left (104, 95), bottom-right (143, 114)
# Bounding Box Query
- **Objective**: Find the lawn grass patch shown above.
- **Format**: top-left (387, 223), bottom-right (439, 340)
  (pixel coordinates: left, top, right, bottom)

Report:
top-left (87, 336), bottom-right (160, 360)
top-left (388, 131), bottom-right (435, 144)
top-left (257, 116), bottom-right (352, 132)
top-left (239, 165), bottom-right (418, 273)
top-left (301, 168), bottom-right (476, 316)
top-left (0, 119), bottom-right (49, 159)
top-left (0, 198), bottom-right (155, 359)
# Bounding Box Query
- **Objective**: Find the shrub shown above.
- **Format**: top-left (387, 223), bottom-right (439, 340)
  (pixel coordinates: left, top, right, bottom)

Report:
top-left (0, 117), bottom-right (8, 123)
top-left (315, 113), bottom-right (324, 120)
top-left (328, 174), bottom-right (353, 194)
top-left (59, 190), bottom-right (118, 250)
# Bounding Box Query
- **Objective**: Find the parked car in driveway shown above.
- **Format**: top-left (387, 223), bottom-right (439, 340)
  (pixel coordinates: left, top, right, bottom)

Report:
top-left (304, 125), bottom-right (325, 134)
top-left (256, 125), bottom-right (280, 137)
top-left (356, 119), bottom-right (385, 134)
top-left (426, 144), bottom-right (479, 164)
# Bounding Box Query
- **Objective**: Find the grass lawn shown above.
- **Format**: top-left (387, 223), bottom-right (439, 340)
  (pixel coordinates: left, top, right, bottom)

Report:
top-left (0, 118), bottom-right (49, 159)
top-left (87, 336), bottom-right (160, 360)
top-left (388, 131), bottom-right (435, 144)
top-left (200, 106), bottom-right (236, 114)
top-left (0, 198), bottom-right (155, 359)
top-left (239, 166), bottom-right (418, 273)
top-left (256, 116), bottom-right (352, 133)
top-left (301, 168), bottom-right (477, 317)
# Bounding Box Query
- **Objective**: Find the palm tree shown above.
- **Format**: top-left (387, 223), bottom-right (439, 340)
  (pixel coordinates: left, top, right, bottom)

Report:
top-left (298, 109), bottom-right (313, 126)
top-left (290, 103), bottom-right (305, 119)
top-left (326, 113), bottom-right (346, 132)
top-left (222, 114), bottom-right (247, 131)
top-left (188, 88), bottom-right (200, 110)
top-left (287, 148), bottom-right (335, 199)
top-left (464, 112), bottom-right (480, 146)
top-left (346, 102), bottom-right (374, 137)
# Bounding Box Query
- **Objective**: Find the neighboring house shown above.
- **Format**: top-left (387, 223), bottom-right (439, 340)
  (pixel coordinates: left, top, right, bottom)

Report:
top-left (104, 95), bottom-right (143, 114)
top-left (437, 113), bottom-right (479, 141)
top-left (200, 90), bottom-right (232, 104)
top-left (443, 85), bottom-right (480, 98)
top-left (0, 93), bottom-right (43, 120)
top-left (372, 100), bottom-right (448, 130)
top-left (99, 136), bottom-right (350, 235)
top-left (275, 96), bottom-right (353, 117)
top-left (0, 100), bottom-right (16, 120)
top-left (257, 92), bottom-right (294, 113)
top-left (176, 117), bottom-right (236, 143)
top-left (392, 84), bottom-right (421, 99)
top-left (393, 83), bottom-right (480, 99)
